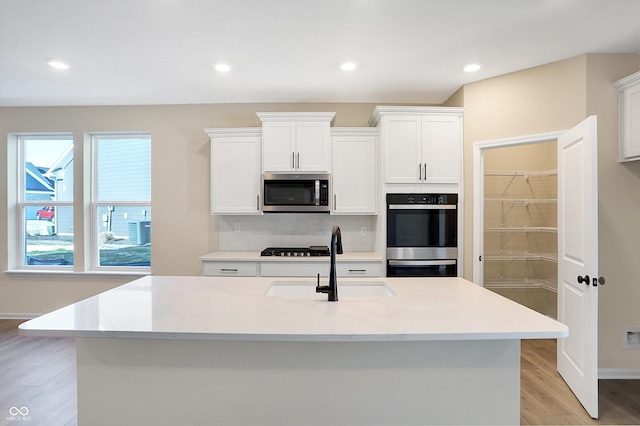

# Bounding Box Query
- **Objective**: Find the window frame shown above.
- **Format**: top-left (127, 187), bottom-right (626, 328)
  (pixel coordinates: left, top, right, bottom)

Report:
top-left (16, 133), bottom-right (74, 270)
top-left (11, 131), bottom-right (152, 274)
top-left (90, 132), bottom-right (151, 273)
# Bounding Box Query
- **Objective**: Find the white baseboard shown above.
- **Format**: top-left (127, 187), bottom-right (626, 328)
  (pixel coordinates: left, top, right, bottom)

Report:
top-left (0, 313), bottom-right (39, 320)
top-left (599, 368), bottom-right (640, 379)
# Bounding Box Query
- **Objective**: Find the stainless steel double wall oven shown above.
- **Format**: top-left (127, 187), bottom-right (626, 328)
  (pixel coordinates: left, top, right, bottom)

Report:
top-left (386, 193), bottom-right (458, 277)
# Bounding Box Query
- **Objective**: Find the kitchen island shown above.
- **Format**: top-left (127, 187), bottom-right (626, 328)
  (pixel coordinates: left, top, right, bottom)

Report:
top-left (20, 276), bottom-right (567, 425)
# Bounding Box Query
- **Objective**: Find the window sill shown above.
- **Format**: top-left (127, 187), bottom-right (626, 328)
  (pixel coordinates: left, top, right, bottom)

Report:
top-left (4, 269), bottom-right (149, 279)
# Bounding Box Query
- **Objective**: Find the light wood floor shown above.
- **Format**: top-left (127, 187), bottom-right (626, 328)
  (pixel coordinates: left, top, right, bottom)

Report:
top-left (521, 338), bottom-right (640, 425)
top-left (2, 319), bottom-right (640, 425)
top-left (0, 320), bottom-right (76, 426)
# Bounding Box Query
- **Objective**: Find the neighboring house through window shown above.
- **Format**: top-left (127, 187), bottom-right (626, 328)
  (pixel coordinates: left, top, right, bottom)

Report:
top-left (93, 134), bottom-right (151, 269)
top-left (19, 134), bottom-right (74, 266)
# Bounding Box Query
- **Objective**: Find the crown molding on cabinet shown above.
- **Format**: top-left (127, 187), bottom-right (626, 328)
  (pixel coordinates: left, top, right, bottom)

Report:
top-left (368, 106), bottom-right (464, 127)
top-left (613, 70), bottom-right (640, 90)
top-left (204, 128), bottom-right (262, 138)
top-left (256, 112), bottom-right (336, 126)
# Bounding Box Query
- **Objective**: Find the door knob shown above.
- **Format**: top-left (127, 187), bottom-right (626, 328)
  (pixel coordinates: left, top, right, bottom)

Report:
top-left (597, 276), bottom-right (605, 285)
top-left (577, 275), bottom-right (590, 285)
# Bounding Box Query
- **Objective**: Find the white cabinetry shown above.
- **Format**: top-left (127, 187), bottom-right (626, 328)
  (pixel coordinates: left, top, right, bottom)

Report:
top-left (260, 261), bottom-right (381, 277)
top-left (206, 128), bottom-right (262, 215)
top-left (257, 112), bottom-right (335, 172)
top-left (200, 256), bottom-right (383, 278)
top-left (614, 71), bottom-right (640, 162)
top-left (202, 261), bottom-right (258, 277)
top-left (369, 106), bottom-right (463, 185)
top-left (331, 128), bottom-right (378, 215)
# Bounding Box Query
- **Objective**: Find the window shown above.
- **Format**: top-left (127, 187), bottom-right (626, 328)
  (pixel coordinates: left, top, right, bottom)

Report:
top-left (92, 134), bottom-right (151, 269)
top-left (14, 132), bottom-right (151, 272)
top-left (18, 135), bottom-right (74, 267)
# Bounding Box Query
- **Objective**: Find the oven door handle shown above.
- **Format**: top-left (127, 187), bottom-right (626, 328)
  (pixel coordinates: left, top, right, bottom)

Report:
top-left (388, 260), bottom-right (457, 266)
top-left (388, 205), bottom-right (456, 210)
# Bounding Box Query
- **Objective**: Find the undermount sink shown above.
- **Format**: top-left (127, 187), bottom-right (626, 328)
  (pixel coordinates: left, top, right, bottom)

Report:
top-left (266, 281), bottom-right (396, 298)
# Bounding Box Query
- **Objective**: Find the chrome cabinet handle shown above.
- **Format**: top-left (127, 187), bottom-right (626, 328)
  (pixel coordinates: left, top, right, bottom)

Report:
top-left (257, 194), bottom-right (260, 211)
top-left (418, 163), bottom-right (422, 180)
top-left (296, 152), bottom-right (300, 169)
top-left (220, 268), bottom-right (238, 272)
top-left (334, 194), bottom-right (337, 210)
top-left (348, 269), bottom-right (367, 273)
top-left (423, 163), bottom-right (427, 181)
top-left (292, 152), bottom-right (295, 168)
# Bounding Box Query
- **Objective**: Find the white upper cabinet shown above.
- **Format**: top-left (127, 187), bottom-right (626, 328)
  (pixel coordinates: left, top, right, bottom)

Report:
top-left (257, 112), bottom-right (335, 173)
top-left (206, 128), bottom-right (262, 215)
top-left (614, 71), bottom-right (640, 162)
top-left (331, 128), bottom-right (378, 215)
top-left (369, 106), bottom-right (463, 185)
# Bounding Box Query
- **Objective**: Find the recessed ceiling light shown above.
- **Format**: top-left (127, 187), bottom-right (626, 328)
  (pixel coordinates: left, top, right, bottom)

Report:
top-left (214, 63), bottom-right (231, 72)
top-left (46, 58), bottom-right (69, 70)
top-left (463, 62), bottom-right (481, 73)
top-left (340, 62), bottom-right (356, 71)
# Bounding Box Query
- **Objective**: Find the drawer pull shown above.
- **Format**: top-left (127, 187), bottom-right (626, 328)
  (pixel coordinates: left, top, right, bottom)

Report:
top-left (348, 269), bottom-right (367, 273)
top-left (220, 268), bottom-right (238, 272)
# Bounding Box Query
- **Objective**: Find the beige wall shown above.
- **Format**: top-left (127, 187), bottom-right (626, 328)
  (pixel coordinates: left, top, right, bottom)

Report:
top-left (459, 53), bottom-right (640, 371)
top-left (0, 103), bottom-right (386, 315)
top-left (484, 141), bottom-right (557, 171)
top-left (585, 54), bottom-right (640, 370)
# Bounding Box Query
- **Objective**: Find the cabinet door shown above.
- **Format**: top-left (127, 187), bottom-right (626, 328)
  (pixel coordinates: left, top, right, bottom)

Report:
top-left (383, 116), bottom-right (421, 183)
top-left (211, 136), bottom-right (261, 214)
top-left (295, 122), bottom-right (331, 172)
top-left (337, 262), bottom-right (382, 277)
top-left (332, 135), bottom-right (377, 214)
top-left (202, 261), bottom-right (258, 276)
top-left (262, 122), bottom-right (296, 172)
top-left (260, 262), bottom-right (327, 277)
top-left (620, 82), bottom-right (640, 162)
top-left (421, 115), bottom-right (461, 184)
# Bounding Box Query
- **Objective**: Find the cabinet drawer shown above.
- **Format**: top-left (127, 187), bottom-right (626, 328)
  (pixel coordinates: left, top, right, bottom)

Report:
top-left (202, 262), bottom-right (258, 277)
top-left (337, 262), bottom-right (382, 277)
top-left (260, 262), bottom-right (327, 277)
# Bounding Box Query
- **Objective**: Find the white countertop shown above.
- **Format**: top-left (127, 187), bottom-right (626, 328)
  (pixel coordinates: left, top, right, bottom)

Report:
top-left (199, 251), bottom-right (383, 262)
top-left (19, 276), bottom-right (568, 342)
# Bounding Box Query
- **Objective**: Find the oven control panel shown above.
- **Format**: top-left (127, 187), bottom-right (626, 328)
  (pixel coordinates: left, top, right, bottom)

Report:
top-left (387, 193), bottom-right (457, 205)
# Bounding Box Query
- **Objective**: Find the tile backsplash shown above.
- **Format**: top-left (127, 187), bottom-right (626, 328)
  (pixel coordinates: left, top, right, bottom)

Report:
top-left (218, 214), bottom-right (377, 252)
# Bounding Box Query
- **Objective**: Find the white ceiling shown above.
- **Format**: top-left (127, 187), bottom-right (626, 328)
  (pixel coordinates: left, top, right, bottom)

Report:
top-left (1, 0), bottom-right (639, 107)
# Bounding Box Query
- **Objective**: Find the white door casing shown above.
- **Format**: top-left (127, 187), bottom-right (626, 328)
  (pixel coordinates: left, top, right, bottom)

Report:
top-left (472, 131), bottom-right (565, 285)
top-left (557, 115), bottom-right (599, 419)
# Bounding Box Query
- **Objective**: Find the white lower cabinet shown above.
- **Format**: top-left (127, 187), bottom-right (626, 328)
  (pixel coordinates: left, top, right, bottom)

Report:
top-left (337, 262), bottom-right (383, 277)
top-left (260, 261), bottom-right (382, 278)
top-left (260, 262), bottom-right (326, 277)
top-left (202, 262), bottom-right (258, 277)
top-left (203, 260), bottom-right (382, 277)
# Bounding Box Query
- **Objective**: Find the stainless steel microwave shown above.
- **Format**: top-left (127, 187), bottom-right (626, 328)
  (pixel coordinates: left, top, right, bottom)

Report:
top-left (262, 173), bottom-right (330, 213)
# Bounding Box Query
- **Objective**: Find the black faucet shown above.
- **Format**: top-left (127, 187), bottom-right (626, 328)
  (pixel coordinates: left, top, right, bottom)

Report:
top-left (316, 226), bottom-right (343, 301)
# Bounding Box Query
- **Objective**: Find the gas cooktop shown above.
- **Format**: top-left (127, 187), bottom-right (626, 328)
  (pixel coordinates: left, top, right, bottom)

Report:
top-left (260, 246), bottom-right (330, 257)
